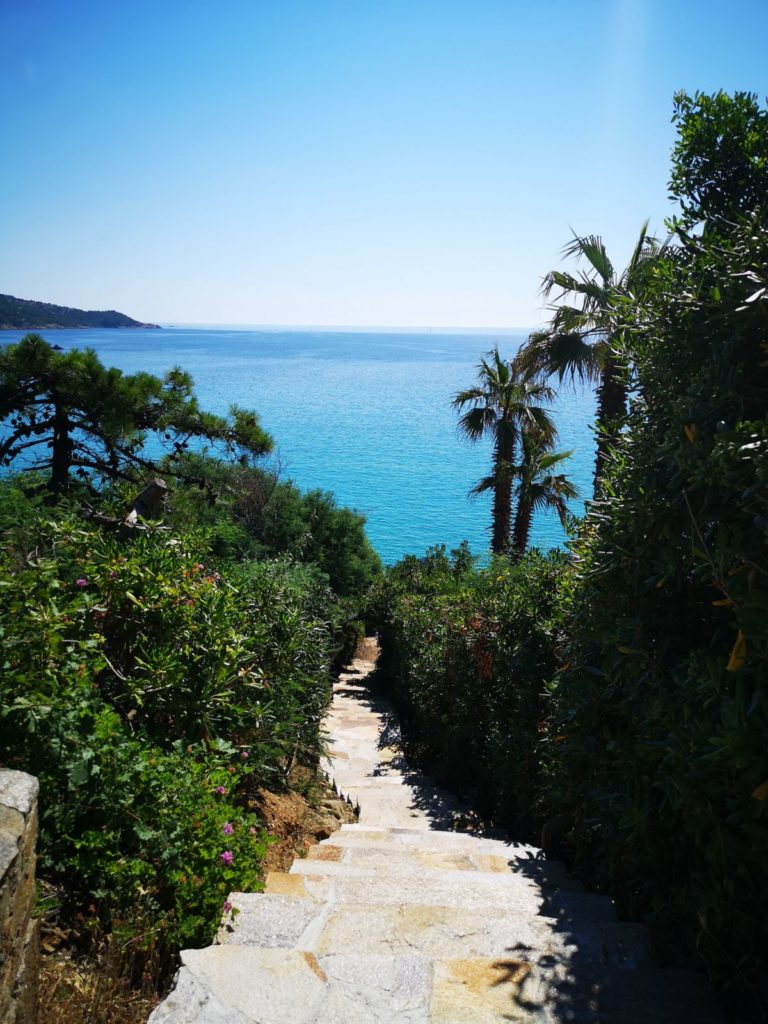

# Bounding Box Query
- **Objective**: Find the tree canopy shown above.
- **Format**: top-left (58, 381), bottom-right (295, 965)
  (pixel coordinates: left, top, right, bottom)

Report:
top-left (670, 89), bottom-right (768, 229)
top-left (0, 333), bottom-right (273, 495)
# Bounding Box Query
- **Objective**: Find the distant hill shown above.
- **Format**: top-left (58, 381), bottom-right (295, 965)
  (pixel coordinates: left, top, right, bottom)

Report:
top-left (0, 293), bottom-right (160, 330)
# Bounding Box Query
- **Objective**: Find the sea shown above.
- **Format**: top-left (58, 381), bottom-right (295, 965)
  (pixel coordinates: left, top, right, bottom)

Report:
top-left (2, 326), bottom-right (597, 565)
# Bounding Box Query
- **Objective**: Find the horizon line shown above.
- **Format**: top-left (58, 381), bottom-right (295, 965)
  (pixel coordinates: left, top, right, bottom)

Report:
top-left (159, 322), bottom-right (536, 335)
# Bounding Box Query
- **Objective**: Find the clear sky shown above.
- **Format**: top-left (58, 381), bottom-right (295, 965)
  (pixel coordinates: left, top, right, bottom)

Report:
top-left (2, 0), bottom-right (767, 329)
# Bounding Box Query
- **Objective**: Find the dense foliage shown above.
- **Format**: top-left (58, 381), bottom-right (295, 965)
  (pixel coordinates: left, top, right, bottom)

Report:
top-left (0, 338), bottom-right (378, 975)
top-left (373, 91), bottom-right (768, 1015)
top-left (550, 95), bottom-right (768, 998)
top-left (0, 490), bottom-right (336, 961)
top-left (372, 545), bottom-right (567, 831)
top-left (167, 454), bottom-right (381, 600)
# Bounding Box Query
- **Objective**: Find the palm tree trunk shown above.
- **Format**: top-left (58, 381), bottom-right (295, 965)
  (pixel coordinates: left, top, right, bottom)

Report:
top-left (511, 494), bottom-right (532, 556)
top-left (491, 437), bottom-right (513, 555)
top-left (594, 353), bottom-right (627, 490)
top-left (511, 435), bottom-right (533, 557)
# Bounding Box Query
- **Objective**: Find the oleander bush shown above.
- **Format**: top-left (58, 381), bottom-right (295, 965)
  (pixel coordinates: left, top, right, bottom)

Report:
top-left (371, 544), bottom-right (568, 832)
top-left (0, 493), bottom-right (336, 963)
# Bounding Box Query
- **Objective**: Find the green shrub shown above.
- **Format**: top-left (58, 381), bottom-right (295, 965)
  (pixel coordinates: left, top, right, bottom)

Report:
top-left (548, 94), bottom-right (768, 1001)
top-left (372, 545), bottom-right (567, 833)
top-left (0, 500), bottom-right (336, 961)
top-left (165, 454), bottom-right (382, 599)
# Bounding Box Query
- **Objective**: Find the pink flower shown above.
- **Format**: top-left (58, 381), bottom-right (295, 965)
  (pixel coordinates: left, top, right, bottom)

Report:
top-left (75, 578), bottom-right (88, 588)
top-left (215, 786), bottom-right (226, 795)
top-left (222, 900), bottom-right (233, 914)
top-left (249, 826), bottom-right (258, 835)
top-left (222, 822), bottom-right (234, 835)
top-left (240, 750), bottom-right (249, 760)
top-left (220, 850), bottom-right (234, 865)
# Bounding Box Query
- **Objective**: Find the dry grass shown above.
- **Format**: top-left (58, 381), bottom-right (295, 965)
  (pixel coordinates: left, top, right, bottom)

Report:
top-left (38, 946), bottom-right (159, 1024)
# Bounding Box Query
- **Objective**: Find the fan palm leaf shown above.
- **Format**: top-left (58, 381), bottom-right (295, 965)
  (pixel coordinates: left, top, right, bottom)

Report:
top-left (520, 220), bottom-right (661, 493)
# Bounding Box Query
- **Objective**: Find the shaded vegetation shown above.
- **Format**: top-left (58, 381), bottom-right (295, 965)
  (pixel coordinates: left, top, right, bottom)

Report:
top-left (0, 344), bottom-right (380, 995)
top-left (371, 544), bottom-right (567, 832)
top-left (0, 489), bottom-right (333, 966)
top-left (550, 96), bottom-right (768, 1009)
top-left (373, 90), bottom-right (768, 1020)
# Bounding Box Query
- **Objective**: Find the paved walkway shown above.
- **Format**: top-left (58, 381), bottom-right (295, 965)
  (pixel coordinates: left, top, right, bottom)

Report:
top-left (149, 643), bottom-right (723, 1023)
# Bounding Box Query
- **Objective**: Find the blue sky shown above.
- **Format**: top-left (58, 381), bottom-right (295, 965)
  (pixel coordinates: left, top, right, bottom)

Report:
top-left (2, 0), bottom-right (767, 328)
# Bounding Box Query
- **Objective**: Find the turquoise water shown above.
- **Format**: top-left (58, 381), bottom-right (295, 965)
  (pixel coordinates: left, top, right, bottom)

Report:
top-left (1, 327), bottom-right (596, 564)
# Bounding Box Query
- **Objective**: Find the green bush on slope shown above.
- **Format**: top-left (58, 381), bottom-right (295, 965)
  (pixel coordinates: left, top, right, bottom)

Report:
top-left (371, 93), bottom-right (768, 1013)
top-left (165, 453), bottom-right (382, 599)
top-left (372, 545), bottom-right (567, 833)
top-left (550, 198), bottom-right (768, 990)
top-left (0, 499), bottom-right (334, 960)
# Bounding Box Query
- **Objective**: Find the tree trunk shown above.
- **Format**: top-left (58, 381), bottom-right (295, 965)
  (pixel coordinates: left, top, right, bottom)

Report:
top-left (511, 493), bottom-right (532, 557)
top-left (593, 353), bottom-right (627, 492)
top-left (50, 400), bottom-right (72, 496)
top-left (491, 436), bottom-right (514, 555)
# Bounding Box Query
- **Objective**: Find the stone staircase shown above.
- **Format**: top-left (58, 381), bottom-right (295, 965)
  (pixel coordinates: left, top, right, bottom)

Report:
top-left (149, 645), bottom-right (724, 1023)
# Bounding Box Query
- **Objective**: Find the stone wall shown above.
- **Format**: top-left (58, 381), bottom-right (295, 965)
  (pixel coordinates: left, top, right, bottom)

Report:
top-left (0, 771), bottom-right (39, 1024)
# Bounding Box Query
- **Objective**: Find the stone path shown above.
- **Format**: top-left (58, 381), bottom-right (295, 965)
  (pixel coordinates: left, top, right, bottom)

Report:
top-left (149, 642), bottom-right (724, 1023)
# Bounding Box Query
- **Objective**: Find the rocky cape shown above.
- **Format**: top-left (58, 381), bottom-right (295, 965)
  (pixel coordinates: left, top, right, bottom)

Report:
top-left (0, 293), bottom-right (161, 330)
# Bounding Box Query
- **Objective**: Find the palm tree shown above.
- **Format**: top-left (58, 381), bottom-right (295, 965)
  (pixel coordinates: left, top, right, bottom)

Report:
top-left (510, 430), bottom-right (578, 555)
top-left (452, 350), bottom-right (557, 554)
top-left (518, 221), bottom-right (661, 491)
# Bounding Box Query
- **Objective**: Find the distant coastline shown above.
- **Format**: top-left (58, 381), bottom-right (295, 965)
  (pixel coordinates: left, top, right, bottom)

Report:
top-left (0, 293), bottom-right (160, 330)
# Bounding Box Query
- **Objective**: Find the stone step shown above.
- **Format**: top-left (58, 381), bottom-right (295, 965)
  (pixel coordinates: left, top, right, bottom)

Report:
top-left (268, 866), bottom-right (616, 920)
top-left (329, 823), bottom-right (539, 856)
top-left (217, 893), bottom-right (321, 949)
top-left (148, 946), bottom-right (722, 1024)
top-left (290, 856), bottom-right (584, 897)
top-left (430, 958), bottom-right (724, 1023)
top-left (263, 871), bottom-right (332, 901)
top-left (219, 891), bottom-right (651, 969)
top-left (149, 948), bottom-right (433, 1024)
top-left (149, 639), bottom-right (725, 1024)
top-left (306, 842), bottom-right (585, 891)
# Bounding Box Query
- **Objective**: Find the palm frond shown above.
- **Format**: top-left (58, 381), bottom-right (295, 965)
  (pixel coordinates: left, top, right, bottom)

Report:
top-left (519, 330), bottom-right (600, 385)
top-left (529, 475), bottom-right (579, 524)
top-left (451, 385), bottom-right (486, 409)
top-left (535, 448), bottom-right (574, 472)
top-left (626, 219), bottom-right (650, 276)
top-left (542, 269), bottom-right (582, 303)
top-left (469, 473), bottom-right (496, 497)
top-left (456, 405), bottom-right (497, 442)
top-left (523, 406), bottom-right (558, 444)
top-left (562, 232), bottom-right (614, 284)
